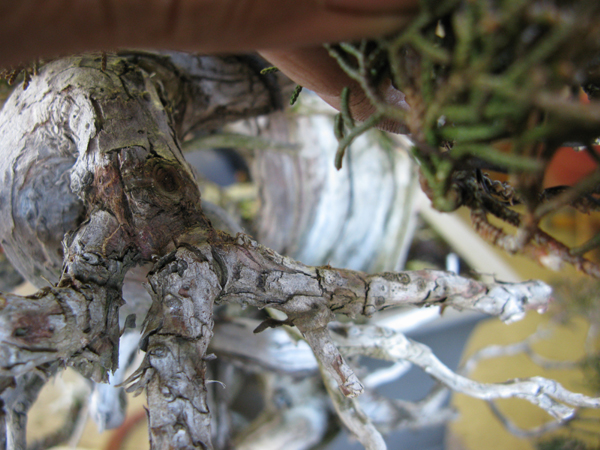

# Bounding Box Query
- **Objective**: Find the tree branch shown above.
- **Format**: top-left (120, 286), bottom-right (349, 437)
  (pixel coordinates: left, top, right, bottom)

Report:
top-left (0, 49), bottom-right (593, 450)
top-left (125, 245), bottom-right (221, 450)
top-left (211, 234), bottom-right (551, 397)
top-left (329, 323), bottom-right (600, 421)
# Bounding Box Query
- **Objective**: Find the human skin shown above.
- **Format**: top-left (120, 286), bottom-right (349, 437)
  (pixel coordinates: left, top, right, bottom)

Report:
top-left (0, 0), bottom-right (418, 128)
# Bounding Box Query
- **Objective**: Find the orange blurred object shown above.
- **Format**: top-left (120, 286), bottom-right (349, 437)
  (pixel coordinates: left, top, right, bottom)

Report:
top-left (543, 145), bottom-right (599, 188)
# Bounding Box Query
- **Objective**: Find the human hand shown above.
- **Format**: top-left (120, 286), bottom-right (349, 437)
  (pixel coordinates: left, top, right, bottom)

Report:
top-left (0, 0), bottom-right (417, 131)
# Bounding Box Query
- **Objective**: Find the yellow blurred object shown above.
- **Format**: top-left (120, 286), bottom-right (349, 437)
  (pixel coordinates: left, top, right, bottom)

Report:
top-left (448, 312), bottom-right (600, 450)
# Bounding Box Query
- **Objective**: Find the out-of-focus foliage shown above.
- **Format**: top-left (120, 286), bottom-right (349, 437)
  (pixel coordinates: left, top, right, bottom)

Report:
top-left (329, 0), bottom-right (600, 278)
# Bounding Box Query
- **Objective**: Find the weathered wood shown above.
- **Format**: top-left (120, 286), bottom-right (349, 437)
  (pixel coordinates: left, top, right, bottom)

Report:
top-left (126, 246), bottom-right (221, 450)
top-left (0, 52), bottom-right (278, 288)
top-left (251, 100), bottom-right (418, 273)
top-left (0, 51), bottom-right (575, 450)
top-left (0, 52), bottom-right (280, 449)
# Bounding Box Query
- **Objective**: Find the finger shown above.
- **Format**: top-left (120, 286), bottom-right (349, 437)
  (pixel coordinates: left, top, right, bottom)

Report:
top-left (0, 0), bottom-right (417, 68)
top-left (260, 47), bottom-right (409, 134)
top-left (325, 0), bottom-right (419, 14)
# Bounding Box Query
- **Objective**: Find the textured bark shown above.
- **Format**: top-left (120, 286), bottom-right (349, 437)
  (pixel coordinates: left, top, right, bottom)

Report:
top-left (126, 246), bottom-right (221, 449)
top-left (207, 234), bottom-right (551, 398)
top-left (0, 52), bottom-right (279, 449)
top-left (0, 51), bottom-right (277, 289)
top-left (0, 51), bottom-right (583, 450)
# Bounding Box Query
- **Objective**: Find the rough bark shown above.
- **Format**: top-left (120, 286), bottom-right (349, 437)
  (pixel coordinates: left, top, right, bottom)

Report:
top-left (126, 246), bottom-right (221, 449)
top-left (0, 51), bottom-right (592, 450)
top-left (0, 51), bottom-right (277, 289)
top-left (0, 52), bottom-right (278, 449)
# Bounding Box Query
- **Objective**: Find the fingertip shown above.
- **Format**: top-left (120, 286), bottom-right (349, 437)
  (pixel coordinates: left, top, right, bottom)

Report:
top-left (260, 48), bottom-right (409, 134)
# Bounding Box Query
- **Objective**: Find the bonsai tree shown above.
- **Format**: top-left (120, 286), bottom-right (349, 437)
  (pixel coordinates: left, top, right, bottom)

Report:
top-left (1, 1), bottom-right (600, 449)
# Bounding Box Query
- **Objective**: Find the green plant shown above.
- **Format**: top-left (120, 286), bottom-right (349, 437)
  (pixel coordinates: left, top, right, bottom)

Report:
top-left (329, 0), bottom-right (600, 277)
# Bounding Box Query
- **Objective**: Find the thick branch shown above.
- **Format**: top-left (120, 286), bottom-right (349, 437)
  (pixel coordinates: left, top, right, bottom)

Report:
top-left (211, 234), bottom-right (552, 397)
top-left (0, 52), bottom-right (281, 450)
top-left (214, 235), bottom-right (551, 321)
top-left (126, 246), bottom-right (221, 450)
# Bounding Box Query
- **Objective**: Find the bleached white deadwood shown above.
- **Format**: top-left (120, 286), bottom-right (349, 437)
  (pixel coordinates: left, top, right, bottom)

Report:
top-left (358, 385), bottom-right (456, 434)
top-left (89, 330), bottom-right (142, 432)
top-left (252, 94), bottom-right (419, 273)
top-left (210, 318), bottom-right (318, 375)
top-left (321, 366), bottom-right (387, 450)
top-left (204, 315), bottom-right (330, 450)
top-left (362, 361), bottom-right (412, 389)
top-left (457, 326), bottom-right (591, 438)
top-left (209, 317), bottom-right (456, 436)
top-left (329, 323), bottom-right (600, 421)
top-left (232, 375), bottom-right (329, 450)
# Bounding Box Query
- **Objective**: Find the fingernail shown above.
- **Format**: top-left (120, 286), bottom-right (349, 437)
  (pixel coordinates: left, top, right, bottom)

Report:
top-left (324, 0), bottom-right (419, 14)
top-left (382, 80), bottom-right (410, 111)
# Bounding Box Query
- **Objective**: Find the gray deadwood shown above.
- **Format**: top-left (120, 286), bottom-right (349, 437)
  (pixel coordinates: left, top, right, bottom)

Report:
top-left (0, 52), bottom-right (595, 450)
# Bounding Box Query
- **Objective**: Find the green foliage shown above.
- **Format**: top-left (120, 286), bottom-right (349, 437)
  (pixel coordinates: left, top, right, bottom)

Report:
top-left (290, 84), bottom-right (303, 106)
top-left (259, 66), bottom-right (279, 75)
top-left (329, 0), bottom-right (600, 277)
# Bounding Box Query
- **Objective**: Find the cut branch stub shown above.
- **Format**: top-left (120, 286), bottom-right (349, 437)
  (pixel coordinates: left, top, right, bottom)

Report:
top-left (0, 286), bottom-right (112, 379)
top-left (0, 208), bottom-right (134, 383)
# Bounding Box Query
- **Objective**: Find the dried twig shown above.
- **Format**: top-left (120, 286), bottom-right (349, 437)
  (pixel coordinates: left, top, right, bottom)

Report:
top-left (330, 323), bottom-right (600, 421)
